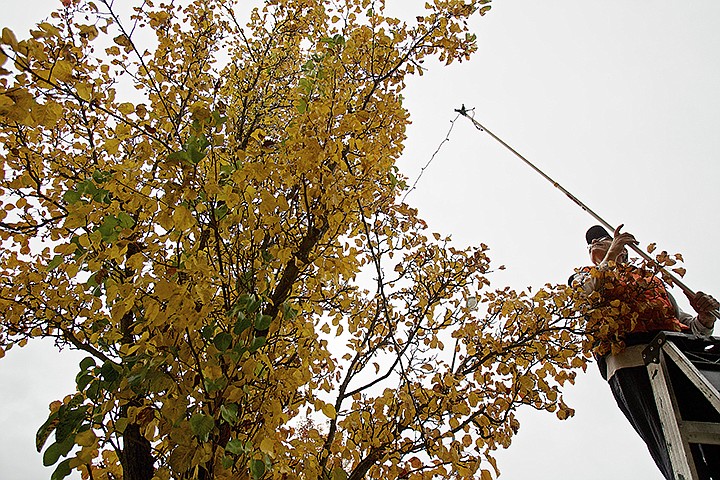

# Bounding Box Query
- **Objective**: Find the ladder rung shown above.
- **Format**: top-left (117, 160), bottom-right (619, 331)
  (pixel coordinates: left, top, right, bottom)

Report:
top-left (679, 420), bottom-right (720, 445)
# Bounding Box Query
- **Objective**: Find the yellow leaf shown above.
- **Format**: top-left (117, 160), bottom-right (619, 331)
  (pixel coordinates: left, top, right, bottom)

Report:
top-left (38, 23), bottom-right (61, 38)
top-left (76, 83), bottom-right (92, 101)
top-left (75, 429), bottom-right (96, 447)
top-left (1, 28), bottom-right (18, 48)
top-left (259, 437), bottom-right (274, 454)
top-left (321, 403), bottom-right (337, 419)
top-left (672, 267), bottom-right (686, 278)
top-left (113, 34), bottom-right (132, 47)
top-left (119, 102), bottom-right (135, 115)
top-left (104, 138), bottom-right (120, 154)
top-left (172, 205), bottom-right (195, 231)
top-left (51, 60), bottom-right (73, 82)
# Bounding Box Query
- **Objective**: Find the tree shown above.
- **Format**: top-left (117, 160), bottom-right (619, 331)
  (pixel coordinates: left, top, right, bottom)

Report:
top-left (0, 1), bottom-right (591, 479)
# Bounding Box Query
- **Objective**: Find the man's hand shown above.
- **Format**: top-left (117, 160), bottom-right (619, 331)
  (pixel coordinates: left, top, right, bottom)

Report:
top-left (685, 290), bottom-right (720, 329)
top-left (603, 224), bottom-right (638, 264)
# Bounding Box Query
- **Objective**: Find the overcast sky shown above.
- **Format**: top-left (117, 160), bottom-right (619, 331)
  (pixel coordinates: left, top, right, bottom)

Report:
top-left (2, 1), bottom-right (720, 479)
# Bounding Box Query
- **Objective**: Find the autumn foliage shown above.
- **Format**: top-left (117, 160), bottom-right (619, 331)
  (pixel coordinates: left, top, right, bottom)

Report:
top-left (0, 1), bottom-right (598, 479)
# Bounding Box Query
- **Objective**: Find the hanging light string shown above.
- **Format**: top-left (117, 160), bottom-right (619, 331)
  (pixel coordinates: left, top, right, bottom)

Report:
top-left (401, 112), bottom-right (462, 203)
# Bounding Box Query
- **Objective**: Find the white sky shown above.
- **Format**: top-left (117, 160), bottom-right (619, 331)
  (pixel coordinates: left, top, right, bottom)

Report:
top-left (2, 1), bottom-right (720, 479)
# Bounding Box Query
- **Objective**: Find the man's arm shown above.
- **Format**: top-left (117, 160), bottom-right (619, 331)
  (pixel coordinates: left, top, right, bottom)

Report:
top-left (683, 291), bottom-right (719, 336)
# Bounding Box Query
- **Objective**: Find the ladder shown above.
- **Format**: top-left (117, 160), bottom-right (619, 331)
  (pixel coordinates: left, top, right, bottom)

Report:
top-left (642, 332), bottom-right (720, 480)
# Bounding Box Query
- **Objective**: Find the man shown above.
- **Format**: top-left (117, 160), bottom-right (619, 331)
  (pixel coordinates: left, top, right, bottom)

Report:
top-left (572, 224), bottom-right (720, 480)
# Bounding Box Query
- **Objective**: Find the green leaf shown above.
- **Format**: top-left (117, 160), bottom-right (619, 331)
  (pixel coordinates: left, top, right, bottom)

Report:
top-left (62, 189), bottom-right (81, 204)
top-left (282, 303), bottom-right (298, 319)
top-left (250, 459), bottom-right (266, 479)
top-left (189, 414), bottom-right (214, 442)
top-left (79, 357), bottom-right (96, 371)
top-left (220, 403), bottom-right (238, 425)
top-left (92, 188), bottom-right (111, 204)
top-left (225, 438), bottom-right (244, 455)
top-left (43, 436), bottom-right (74, 466)
top-left (332, 467), bottom-right (348, 480)
top-left (168, 151), bottom-right (190, 163)
top-left (246, 298), bottom-right (261, 313)
top-left (86, 380), bottom-right (100, 401)
top-left (117, 211), bottom-right (135, 229)
top-left (100, 361), bottom-right (120, 384)
top-left (301, 59), bottom-right (315, 73)
top-left (36, 411), bottom-right (59, 452)
top-left (47, 254), bottom-right (64, 272)
top-left (204, 376), bottom-right (228, 392)
top-left (185, 134), bottom-right (210, 164)
top-left (92, 169), bottom-right (112, 184)
top-left (213, 332), bottom-right (233, 352)
top-left (212, 110), bottom-right (227, 128)
top-left (70, 236), bottom-right (86, 259)
top-left (249, 336), bottom-right (266, 353)
top-left (237, 294), bottom-right (253, 307)
top-left (215, 203), bottom-right (229, 220)
top-left (50, 458), bottom-right (72, 480)
top-left (98, 215), bottom-right (120, 241)
top-left (200, 325), bottom-right (216, 341)
top-left (299, 78), bottom-right (313, 94)
top-left (254, 314), bottom-right (272, 331)
top-left (233, 312), bottom-right (252, 334)
top-left (55, 407), bottom-right (88, 443)
top-left (114, 418), bottom-right (128, 433)
top-left (76, 373), bottom-right (93, 391)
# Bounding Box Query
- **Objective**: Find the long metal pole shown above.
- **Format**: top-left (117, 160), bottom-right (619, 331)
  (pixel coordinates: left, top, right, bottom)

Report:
top-left (455, 105), bottom-right (702, 299)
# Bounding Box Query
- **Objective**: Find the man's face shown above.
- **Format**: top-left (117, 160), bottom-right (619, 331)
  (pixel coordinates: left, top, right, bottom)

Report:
top-left (588, 236), bottom-right (611, 265)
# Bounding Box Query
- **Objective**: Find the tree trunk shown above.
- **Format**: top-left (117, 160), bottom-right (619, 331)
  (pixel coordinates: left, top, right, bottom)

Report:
top-left (119, 422), bottom-right (154, 480)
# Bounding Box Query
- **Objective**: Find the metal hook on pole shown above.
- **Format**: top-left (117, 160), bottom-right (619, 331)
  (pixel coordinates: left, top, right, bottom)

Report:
top-left (454, 105), bottom-right (716, 316)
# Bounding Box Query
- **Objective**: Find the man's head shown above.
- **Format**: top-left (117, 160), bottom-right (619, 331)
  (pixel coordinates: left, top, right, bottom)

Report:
top-left (586, 225), bottom-right (614, 265)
